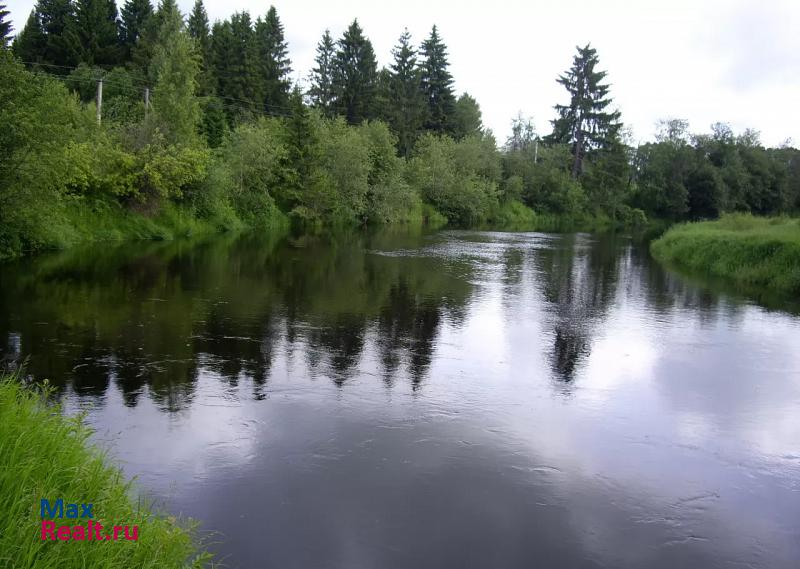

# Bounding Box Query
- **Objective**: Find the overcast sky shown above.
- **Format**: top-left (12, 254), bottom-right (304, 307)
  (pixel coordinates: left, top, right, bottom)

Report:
top-left (5, 0), bottom-right (799, 146)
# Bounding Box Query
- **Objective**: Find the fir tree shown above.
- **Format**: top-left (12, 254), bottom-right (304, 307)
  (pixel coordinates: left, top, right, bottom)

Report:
top-left (12, 11), bottom-right (45, 61)
top-left (332, 19), bottom-right (377, 124)
top-left (212, 12), bottom-right (261, 123)
top-left (549, 43), bottom-right (621, 178)
top-left (419, 25), bottom-right (455, 135)
top-left (152, 0), bottom-right (179, 34)
top-left (373, 67), bottom-right (392, 124)
top-left (0, 4), bottom-right (13, 48)
top-left (120, 0), bottom-right (152, 59)
top-left (187, 0), bottom-right (212, 94)
top-left (130, 0), bottom-right (178, 72)
top-left (186, 0), bottom-right (208, 47)
top-left (254, 6), bottom-right (291, 111)
top-left (209, 20), bottom-right (231, 98)
top-left (387, 28), bottom-right (425, 157)
top-left (74, 0), bottom-right (121, 65)
top-left (200, 97), bottom-right (226, 147)
top-left (308, 29), bottom-right (335, 116)
top-left (24, 0), bottom-right (80, 69)
top-left (282, 87), bottom-right (316, 208)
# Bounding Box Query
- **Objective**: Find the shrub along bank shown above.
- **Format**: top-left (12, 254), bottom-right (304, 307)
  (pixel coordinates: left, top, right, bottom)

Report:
top-left (651, 214), bottom-right (800, 293)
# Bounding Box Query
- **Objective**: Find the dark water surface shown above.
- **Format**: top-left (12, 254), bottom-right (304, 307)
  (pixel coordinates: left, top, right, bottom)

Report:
top-left (2, 229), bottom-right (799, 568)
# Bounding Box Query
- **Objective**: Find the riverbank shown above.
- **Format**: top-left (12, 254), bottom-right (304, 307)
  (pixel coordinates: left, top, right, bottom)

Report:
top-left (651, 214), bottom-right (800, 293)
top-left (0, 373), bottom-right (211, 568)
top-left (0, 196), bottom-right (266, 261)
top-left (0, 190), bottom-right (653, 262)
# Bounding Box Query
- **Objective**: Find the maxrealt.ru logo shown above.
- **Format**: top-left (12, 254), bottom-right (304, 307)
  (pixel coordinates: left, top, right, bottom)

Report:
top-left (40, 499), bottom-right (138, 542)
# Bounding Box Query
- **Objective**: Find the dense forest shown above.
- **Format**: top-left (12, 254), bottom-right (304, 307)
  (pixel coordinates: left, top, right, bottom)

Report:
top-left (1, 0), bottom-right (799, 259)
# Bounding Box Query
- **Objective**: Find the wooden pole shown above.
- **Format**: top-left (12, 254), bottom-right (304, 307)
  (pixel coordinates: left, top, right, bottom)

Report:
top-left (96, 79), bottom-right (103, 125)
top-left (144, 87), bottom-right (150, 119)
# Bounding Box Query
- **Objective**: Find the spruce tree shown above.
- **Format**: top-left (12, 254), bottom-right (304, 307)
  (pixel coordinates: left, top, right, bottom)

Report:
top-left (187, 0), bottom-right (209, 48)
top-left (254, 6), bottom-right (291, 111)
top-left (549, 43), bottom-right (621, 178)
top-left (24, 0), bottom-right (79, 69)
top-left (308, 29), bottom-right (335, 116)
top-left (152, 0), bottom-right (179, 33)
top-left (210, 20), bottom-right (231, 98)
top-left (387, 28), bottom-right (424, 156)
top-left (200, 97), bottom-right (226, 147)
top-left (187, 0), bottom-right (212, 94)
top-left (0, 4), bottom-right (13, 48)
top-left (131, 0), bottom-right (178, 72)
top-left (419, 25), bottom-right (455, 135)
top-left (282, 87), bottom-right (316, 208)
top-left (332, 19), bottom-right (377, 124)
top-left (373, 67), bottom-right (392, 124)
top-left (12, 11), bottom-right (45, 61)
top-left (120, 0), bottom-right (152, 60)
top-left (74, 0), bottom-right (121, 65)
top-left (212, 12), bottom-right (261, 122)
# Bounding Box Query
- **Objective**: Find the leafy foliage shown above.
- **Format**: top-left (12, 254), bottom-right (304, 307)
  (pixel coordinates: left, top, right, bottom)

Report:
top-left (2, 2), bottom-right (799, 263)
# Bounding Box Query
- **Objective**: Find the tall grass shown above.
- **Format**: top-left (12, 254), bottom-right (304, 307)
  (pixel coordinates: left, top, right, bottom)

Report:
top-left (0, 372), bottom-right (212, 569)
top-left (651, 213), bottom-right (800, 293)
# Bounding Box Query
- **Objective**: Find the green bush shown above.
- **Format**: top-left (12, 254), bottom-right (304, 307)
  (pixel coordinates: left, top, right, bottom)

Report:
top-left (406, 133), bottom-right (500, 226)
top-left (651, 214), bottom-right (800, 292)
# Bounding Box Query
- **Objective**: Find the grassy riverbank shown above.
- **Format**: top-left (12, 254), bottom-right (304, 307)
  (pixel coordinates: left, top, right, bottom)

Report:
top-left (651, 214), bottom-right (800, 293)
top-left (0, 373), bottom-right (211, 569)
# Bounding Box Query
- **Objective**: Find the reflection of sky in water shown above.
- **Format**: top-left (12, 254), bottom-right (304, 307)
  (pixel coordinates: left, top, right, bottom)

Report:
top-left (3, 230), bottom-right (800, 568)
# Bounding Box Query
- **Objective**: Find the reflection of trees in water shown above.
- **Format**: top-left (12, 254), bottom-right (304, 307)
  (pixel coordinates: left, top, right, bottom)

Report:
top-left (533, 234), bottom-right (621, 387)
top-left (0, 230), bottom-right (473, 411)
top-left (377, 279), bottom-right (441, 388)
top-left (3, 228), bottom-right (784, 412)
top-left (531, 233), bottom-right (779, 390)
top-left (306, 314), bottom-right (366, 384)
top-left (625, 241), bottom-right (780, 324)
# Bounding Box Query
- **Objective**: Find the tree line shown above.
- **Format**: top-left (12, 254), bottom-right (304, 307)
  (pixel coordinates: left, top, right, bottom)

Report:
top-left (1, 0), bottom-right (798, 259)
top-left (7, 0), bottom-right (480, 144)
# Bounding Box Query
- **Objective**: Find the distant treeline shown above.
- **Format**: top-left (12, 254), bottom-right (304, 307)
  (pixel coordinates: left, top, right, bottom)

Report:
top-left (0, 0), bottom-right (798, 258)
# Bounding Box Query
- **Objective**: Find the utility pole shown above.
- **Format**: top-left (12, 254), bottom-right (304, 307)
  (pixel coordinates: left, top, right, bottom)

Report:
top-left (534, 139), bottom-right (539, 164)
top-left (96, 78), bottom-right (103, 125)
top-left (144, 87), bottom-right (150, 119)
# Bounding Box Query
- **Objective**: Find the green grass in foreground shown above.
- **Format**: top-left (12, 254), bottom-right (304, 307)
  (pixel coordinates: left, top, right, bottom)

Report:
top-left (651, 213), bottom-right (800, 293)
top-left (0, 373), bottom-right (212, 569)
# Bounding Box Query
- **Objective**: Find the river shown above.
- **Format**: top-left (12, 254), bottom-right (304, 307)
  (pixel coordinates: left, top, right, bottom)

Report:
top-left (1, 229), bottom-right (799, 568)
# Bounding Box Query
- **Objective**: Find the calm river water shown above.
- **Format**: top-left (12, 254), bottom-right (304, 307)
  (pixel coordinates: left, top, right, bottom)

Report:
top-left (2, 229), bottom-right (799, 568)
